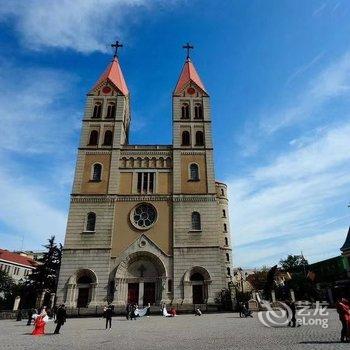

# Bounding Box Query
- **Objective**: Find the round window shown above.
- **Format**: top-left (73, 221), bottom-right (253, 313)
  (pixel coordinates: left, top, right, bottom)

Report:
top-left (130, 203), bottom-right (157, 230)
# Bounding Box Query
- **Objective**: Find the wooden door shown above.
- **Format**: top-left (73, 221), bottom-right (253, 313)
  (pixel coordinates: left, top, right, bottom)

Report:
top-left (77, 288), bottom-right (89, 308)
top-left (143, 282), bottom-right (156, 305)
top-left (128, 283), bottom-right (139, 304)
top-left (193, 285), bottom-right (204, 304)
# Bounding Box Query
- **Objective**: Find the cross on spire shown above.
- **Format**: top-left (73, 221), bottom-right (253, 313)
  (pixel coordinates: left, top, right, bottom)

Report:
top-left (183, 42), bottom-right (194, 59)
top-left (111, 40), bottom-right (123, 59)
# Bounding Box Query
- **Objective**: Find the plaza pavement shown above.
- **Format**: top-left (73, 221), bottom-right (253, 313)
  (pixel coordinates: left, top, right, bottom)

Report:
top-left (0, 309), bottom-right (346, 350)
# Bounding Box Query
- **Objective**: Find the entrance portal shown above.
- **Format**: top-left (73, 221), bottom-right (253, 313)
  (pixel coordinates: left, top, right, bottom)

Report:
top-left (114, 251), bottom-right (167, 306)
top-left (128, 283), bottom-right (139, 304)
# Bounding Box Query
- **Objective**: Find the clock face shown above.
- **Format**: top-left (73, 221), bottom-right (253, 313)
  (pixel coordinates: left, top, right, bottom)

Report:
top-left (187, 87), bottom-right (195, 95)
top-left (102, 86), bottom-right (112, 94)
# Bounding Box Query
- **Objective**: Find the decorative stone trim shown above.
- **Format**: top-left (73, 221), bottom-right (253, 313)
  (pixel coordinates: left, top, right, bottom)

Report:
top-left (172, 195), bottom-right (216, 202)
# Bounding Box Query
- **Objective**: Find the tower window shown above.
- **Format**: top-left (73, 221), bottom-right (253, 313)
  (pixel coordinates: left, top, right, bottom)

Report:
top-left (181, 131), bottom-right (190, 146)
top-left (195, 131), bottom-right (204, 146)
top-left (227, 267), bottom-right (231, 276)
top-left (221, 189), bottom-right (225, 196)
top-left (88, 130), bottom-right (99, 145)
top-left (106, 103), bottom-right (116, 118)
top-left (103, 130), bottom-right (113, 146)
top-left (225, 237), bottom-right (228, 246)
top-left (181, 103), bottom-right (190, 119)
top-left (189, 163), bottom-right (199, 181)
top-left (92, 102), bottom-right (102, 118)
top-left (137, 172), bottom-right (155, 194)
top-left (194, 103), bottom-right (203, 119)
top-left (222, 209), bottom-right (226, 218)
top-left (191, 211), bottom-right (201, 231)
top-left (226, 253), bottom-right (230, 262)
top-left (92, 163), bottom-right (102, 181)
top-left (86, 212), bottom-right (96, 232)
top-left (224, 223), bottom-right (227, 232)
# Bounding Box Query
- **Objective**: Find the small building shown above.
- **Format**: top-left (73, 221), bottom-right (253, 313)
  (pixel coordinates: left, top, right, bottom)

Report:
top-left (0, 249), bottom-right (37, 283)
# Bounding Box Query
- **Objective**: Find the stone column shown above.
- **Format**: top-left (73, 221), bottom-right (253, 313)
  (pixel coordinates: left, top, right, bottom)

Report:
top-left (271, 290), bottom-right (276, 303)
top-left (138, 282), bottom-right (144, 307)
top-left (206, 281), bottom-right (214, 304)
top-left (13, 296), bottom-right (21, 311)
top-left (89, 283), bottom-right (98, 307)
top-left (67, 284), bottom-right (76, 308)
top-left (290, 289), bottom-right (295, 302)
top-left (183, 281), bottom-right (192, 304)
top-left (50, 293), bottom-right (56, 308)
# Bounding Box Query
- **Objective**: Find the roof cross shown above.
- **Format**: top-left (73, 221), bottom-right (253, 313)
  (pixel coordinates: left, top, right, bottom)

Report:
top-left (182, 42), bottom-right (194, 59)
top-left (111, 40), bottom-right (123, 59)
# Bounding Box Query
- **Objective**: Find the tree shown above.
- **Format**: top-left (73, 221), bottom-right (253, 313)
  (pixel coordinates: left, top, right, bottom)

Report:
top-left (246, 267), bottom-right (269, 291)
top-left (0, 270), bottom-right (15, 310)
top-left (27, 236), bottom-right (62, 295)
top-left (280, 255), bottom-right (308, 273)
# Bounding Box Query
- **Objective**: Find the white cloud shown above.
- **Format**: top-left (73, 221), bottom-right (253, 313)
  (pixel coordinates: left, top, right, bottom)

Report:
top-left (0, 61), bottom-right (79, 154)
top-left (0, 0), bottom-right (175, 54)
top-left (262, 52), bottom-right (350, 134)
top-left (228, 121), bottom-right (350, 267)
top-left (0, 60), bottom-right (78, 250)
top-left (0, 171), bottom-right (67, 249)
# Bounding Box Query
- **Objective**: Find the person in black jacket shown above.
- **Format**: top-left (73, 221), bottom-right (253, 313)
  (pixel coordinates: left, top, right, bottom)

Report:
top-left (105, 305), bottom-right (113, 329)
top-left (54, 304), bottom-right (67, 334)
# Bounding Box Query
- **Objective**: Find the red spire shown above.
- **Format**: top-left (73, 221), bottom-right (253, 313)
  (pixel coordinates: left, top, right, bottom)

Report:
top-left (174, 58), bottom-right (207, 95)
top-left (91, 58), bottom-right (129, 95)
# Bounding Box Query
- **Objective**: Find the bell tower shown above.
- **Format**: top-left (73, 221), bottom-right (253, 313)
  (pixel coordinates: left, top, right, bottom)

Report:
top-left (172, 44), bottom-right (228, 304)
top-left (72, 41), bottom-right (130, 196)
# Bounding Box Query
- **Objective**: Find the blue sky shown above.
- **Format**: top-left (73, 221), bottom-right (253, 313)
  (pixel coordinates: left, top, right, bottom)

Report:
top-left (0, 0), bottom-right (349, 268)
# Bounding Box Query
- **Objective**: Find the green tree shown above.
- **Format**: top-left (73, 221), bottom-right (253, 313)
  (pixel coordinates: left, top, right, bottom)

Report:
top-left (27, 236), bottom-right (62, 294)
top-left (280, 254), bottom-right (308, 273)
top-left (0, 270), bottom-right (15, 310)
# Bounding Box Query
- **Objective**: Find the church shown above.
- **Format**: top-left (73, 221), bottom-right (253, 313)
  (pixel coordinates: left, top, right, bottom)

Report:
top-left (56, 43), bottom-right (233, 310)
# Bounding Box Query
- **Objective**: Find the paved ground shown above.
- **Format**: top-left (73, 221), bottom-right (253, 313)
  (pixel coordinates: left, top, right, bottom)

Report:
top-left (0, 309), bottom-right (347, 350)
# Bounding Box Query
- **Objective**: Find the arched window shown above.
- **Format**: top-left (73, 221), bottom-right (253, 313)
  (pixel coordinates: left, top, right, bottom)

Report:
top-left (222, 209), bottom-right (226, 218)
top-left (226, 253), bottom-right (230, 262)
top-left (227, 267), bottom-right (231, 276)
top-left (224, 223), bottom-right (227, 232)
top-left (106, 103), bottom-right (116, 118)
top-left (225, 237), bottom-right (228, 246)
top-left (88, 130), bottom-right (99, 145)
top-left (92, 163), bottom-right (102, 181)
top-left (190, 272), bottom-right (204, 281)
top-left (194, 103), bottom-right (203, 119)
top-left (92, 103), bottom-right (102, 118)
top-left (103, 130), bottom-right (113, 146)
top-left (191, 211), bottom-right (201, 230)
top-left (189, 163), bottom-right (199, 181)
top-left (182, 131), bottom-right (190, 146)
top-left (86, 212), bottom-right (96, 232)
top-left (181, 103), bottom-right (190, 119)
top-left (221, 189), bottom-right (225, 196)
top-left (195, 131), bottom-right (204, 146)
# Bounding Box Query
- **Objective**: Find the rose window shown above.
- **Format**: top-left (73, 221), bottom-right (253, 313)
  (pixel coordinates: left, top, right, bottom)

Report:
top-left (131, 203), bottom-right (157, 230)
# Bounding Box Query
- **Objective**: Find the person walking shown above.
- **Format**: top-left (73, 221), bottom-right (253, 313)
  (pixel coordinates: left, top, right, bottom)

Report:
top-left (54, 304), bottom-right (67, 335)
top-left (105, 305), bottom-right (113, 329)
top-left (26, 309), bottom-right (34, 326)
top-left (336, 297), bottom-right (350, 342)
top-left (126, 303), bottom-right (131, 320)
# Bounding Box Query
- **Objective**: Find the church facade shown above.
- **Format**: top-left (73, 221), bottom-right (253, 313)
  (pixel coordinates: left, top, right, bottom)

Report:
top-left (56, 48), bottom-right (233, 309)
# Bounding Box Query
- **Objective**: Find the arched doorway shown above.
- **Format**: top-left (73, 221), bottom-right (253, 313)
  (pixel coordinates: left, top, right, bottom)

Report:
top-left (114, 252), bottom-right (167, 306)
top-left (65, 269), bottom-right (98, 308)
top-left (183, 266), bottom-right (212, 305)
